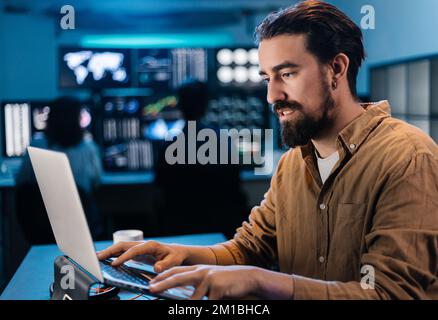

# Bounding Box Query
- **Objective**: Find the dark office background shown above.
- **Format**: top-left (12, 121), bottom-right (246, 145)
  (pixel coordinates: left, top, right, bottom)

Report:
top-left (1, 0), bottom-right (438, 293)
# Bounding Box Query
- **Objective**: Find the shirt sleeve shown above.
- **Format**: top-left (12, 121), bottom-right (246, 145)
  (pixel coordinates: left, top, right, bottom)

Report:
top-left (210, 151), bottom-right (289, 267)
top-left (293, 152), bottom-right (438, 300)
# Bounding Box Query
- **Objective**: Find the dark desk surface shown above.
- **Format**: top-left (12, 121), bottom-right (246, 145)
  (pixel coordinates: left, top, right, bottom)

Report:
top-left (0, 233), bottom-right (226, 300)
top-left (0, 172), bottom-right (156, 188)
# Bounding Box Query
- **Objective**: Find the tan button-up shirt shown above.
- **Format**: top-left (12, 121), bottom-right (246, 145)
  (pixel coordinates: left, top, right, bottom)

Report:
top-left (211, 100), bottom-right (438, 299)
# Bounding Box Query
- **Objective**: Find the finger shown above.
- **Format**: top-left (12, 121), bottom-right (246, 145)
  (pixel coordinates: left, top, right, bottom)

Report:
top-left (154, 255), bottom-right (182, 273)
top-left (149, 271), bottom-right (202, 293)
top-left (97, 242), bottom-right (140, 260)
top-left (190, 278), bottom-right (209, 300)
top-left (97, 241), bottom-right (139, 260)
top-left (151, 265), bottom-right (198, 283)
top-left (112, 241), bottom-right (159, 266)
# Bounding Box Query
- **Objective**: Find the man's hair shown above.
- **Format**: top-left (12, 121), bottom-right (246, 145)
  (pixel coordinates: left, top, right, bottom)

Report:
top-left (255, 0), bottom-right (365, 98)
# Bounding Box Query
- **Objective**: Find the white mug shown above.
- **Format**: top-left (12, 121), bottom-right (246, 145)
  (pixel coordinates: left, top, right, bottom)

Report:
top-left (113, 230), bottom-right (144, 244)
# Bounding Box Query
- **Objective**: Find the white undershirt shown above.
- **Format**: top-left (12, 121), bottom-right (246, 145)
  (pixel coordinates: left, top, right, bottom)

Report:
top-left (315, 151), bottom-right (340, 184)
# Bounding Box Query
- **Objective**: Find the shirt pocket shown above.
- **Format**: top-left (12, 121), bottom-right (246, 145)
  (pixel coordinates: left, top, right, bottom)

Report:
top-left (329, 203), bottom-right (367, 279)
top-left (337, 202), bottom-right (366, 218)
top-left (335, 203), bottom-right (367, 237)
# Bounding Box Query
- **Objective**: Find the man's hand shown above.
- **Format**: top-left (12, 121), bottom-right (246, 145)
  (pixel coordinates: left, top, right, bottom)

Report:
top-left (97, 241), bottom-right (190, 272)
top-left (149, 265), bottom-right (294, 300)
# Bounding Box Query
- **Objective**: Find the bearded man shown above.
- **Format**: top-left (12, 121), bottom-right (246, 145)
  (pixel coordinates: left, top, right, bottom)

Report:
top-left (99, 1), bottom-right (438, 300)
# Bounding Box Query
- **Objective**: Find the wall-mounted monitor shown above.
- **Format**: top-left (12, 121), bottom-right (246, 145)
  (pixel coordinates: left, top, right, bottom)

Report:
top-left (1, 102), bottom-right (31, 158)
top-left (1, 100), bottom-right (94, 158)
top-left (59, 47), bottom-right (131, 88)
top-left (136, 48), bottom-right (207, 92)
top-left (100, 94), bottom-right (183, 171)
top-left (214, 47), bottom-right (263, 87)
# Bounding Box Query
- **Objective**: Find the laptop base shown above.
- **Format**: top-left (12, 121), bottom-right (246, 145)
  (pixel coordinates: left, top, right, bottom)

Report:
top-left (51, 255), bottom-right (99, 300)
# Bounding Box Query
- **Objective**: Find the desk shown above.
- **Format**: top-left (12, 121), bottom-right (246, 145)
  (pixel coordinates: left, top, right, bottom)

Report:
top-left (0, 233), bottom-right (226, 300)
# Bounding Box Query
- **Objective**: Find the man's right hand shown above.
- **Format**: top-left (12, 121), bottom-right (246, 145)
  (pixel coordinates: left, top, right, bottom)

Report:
top-left (97, 241), bottom-right (189, 273)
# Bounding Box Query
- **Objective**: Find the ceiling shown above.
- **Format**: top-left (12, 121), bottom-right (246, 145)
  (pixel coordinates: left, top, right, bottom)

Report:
top-left (1, 0), bottom-right (296, 31)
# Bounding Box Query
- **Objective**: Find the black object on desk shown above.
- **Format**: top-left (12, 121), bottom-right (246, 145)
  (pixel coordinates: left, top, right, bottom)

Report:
top-left (50, 256), bottom-right (119, 300)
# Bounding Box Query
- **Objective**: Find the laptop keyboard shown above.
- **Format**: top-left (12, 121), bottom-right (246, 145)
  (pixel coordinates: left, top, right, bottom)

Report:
top-left (100, 259), bottom-right (150, 287)
top-left (100, 259), bottom-right (195, 299)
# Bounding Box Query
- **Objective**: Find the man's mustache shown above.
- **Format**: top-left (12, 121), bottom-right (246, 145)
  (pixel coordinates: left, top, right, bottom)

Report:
top-left (271, 101), bottom-right (302, 114)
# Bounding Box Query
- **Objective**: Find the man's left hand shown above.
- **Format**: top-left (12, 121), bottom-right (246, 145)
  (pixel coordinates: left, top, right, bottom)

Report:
top-left (149, 264), bottom-right (294, 300)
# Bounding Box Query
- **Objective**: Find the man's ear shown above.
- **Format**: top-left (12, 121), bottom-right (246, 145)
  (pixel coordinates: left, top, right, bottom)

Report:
top-left (330, 53), bottom-right (350, 82)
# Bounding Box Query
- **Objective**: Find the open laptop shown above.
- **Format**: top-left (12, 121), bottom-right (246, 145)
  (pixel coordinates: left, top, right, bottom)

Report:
top-left (27, 146), bottom-right (194, 300)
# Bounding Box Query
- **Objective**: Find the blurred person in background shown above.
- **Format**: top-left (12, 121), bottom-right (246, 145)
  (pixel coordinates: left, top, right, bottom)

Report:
top-left (154, 80), bottom-right (248, 238)
top-left (16, 96), bottom-right (104, 243)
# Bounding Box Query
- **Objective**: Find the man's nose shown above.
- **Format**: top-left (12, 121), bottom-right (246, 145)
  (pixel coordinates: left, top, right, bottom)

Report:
top-left (266, 82), bottom-right (287, 105)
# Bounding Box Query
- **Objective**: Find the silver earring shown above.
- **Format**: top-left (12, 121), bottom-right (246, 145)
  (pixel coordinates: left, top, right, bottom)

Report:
top-left (332, 80), bottom-right (337, 90)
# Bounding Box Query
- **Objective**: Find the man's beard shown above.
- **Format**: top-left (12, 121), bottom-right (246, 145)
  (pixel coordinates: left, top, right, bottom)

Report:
top-left (276, 81), bottom-right (335, 148)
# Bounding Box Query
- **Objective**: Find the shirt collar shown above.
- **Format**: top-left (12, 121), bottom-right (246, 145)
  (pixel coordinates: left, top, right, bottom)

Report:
top-left (300, 100), bottom-right (392, 159)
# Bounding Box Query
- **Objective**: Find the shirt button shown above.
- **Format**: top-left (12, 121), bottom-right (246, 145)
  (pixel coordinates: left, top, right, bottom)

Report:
top-left (319, 256), bottom-right (325, 263)
top-left (349, 143), bottom-right (356, 150)
top-left (319, 203), bottom-right (326, 210)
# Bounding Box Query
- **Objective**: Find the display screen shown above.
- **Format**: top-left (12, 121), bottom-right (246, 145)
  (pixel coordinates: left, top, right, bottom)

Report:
top-left (137, 48), bottom-right (207, 91)
top-left (2, 101), bottom-right (94, 158)
top-left (215, 47), bottom-right (263, 87)
top-left (59, 47), bottom-right (131, 88)
top-left (100, 95), bottom-right (183, 171)
top-left (2, 102), bottom-right (31, 157)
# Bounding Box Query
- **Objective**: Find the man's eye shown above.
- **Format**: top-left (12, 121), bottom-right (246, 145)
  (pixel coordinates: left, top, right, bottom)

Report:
top-left (282, 72), bottom-right (295, 79)
top-left (262, 78), bottom-right (270, 84)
